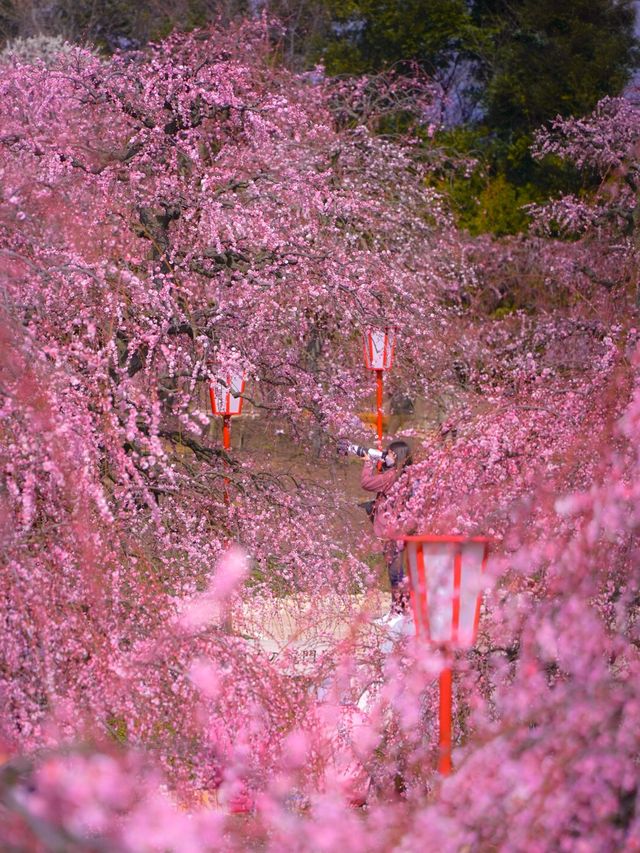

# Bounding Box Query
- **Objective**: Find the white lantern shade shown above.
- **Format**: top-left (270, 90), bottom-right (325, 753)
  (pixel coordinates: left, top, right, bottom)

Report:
top-left (403, 536), bottom-right (490, 649)
top-left (363, 327), bottom-right (395, 371)
top-left (209, 372), bottom-right (246, 417)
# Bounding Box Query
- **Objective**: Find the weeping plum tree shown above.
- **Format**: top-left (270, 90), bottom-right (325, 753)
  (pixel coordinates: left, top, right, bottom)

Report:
top-left (1, 20), bottom-right (640, 852)
top-left (0, 14), bottom-right (472, 803)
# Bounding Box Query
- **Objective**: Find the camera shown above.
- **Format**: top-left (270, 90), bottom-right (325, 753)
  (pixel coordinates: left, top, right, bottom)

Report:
top-left (340, 442), bottom-right (394, 467)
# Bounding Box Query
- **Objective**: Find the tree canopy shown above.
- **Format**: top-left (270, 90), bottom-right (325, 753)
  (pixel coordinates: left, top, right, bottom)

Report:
top-left (2, 9), bottom-right (640, 851)
top-left (2, 19), bottom-right (640, 848)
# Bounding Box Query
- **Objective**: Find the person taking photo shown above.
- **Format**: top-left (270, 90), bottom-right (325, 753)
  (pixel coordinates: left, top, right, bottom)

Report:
top-left (360, 440), bottom-right (413, 615)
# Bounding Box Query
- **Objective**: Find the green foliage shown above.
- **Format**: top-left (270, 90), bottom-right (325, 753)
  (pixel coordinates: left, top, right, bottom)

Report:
top-left (317, 0), bottom-right (637, 132)
top-left (473, 174), bottom-right (532, 236)
top-left (317, 0), bottom-right (638, 234)
top-left (429, 124), bottom-right (592, 235)
top-left (472, 0), bottom-right (639, 139)
top-left (320, 0), bottom-right (473, 75)
top-left (468, 0), bottom-right (636, 231)
top-left (431, 165), bottom-right (535, 237)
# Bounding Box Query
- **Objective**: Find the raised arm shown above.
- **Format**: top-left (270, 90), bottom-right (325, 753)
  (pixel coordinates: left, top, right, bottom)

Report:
top-left (361, 459), bottom-right (398, 493)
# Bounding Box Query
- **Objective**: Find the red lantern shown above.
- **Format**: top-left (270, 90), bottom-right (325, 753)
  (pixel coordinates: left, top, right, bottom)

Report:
top-left (363, 327), bottom-right (396, 449)
top-left (209, 372), bottom-right (246, 419)
top-left (403, 535), bottom-right (490, 648)
top-left (400, 534), bottom-right (490, 775)
top-left (363, 327), bottom-right (395, 371)
top-left (209, 371), bottom-right (246, 502)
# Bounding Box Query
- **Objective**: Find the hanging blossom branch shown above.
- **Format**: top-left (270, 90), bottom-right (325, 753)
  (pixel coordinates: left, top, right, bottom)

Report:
top-left (325, 63), bottom-right (443, 133)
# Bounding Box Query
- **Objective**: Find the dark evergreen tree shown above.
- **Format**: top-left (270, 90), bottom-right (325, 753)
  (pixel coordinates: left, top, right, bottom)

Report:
top-left (472, 0), bottom-right (638, 140)
top-left (320, 0), bottom-right (473, 75)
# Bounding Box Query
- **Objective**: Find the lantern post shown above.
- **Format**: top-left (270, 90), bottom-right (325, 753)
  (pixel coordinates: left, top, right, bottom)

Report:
top-left (209, 371), bottom-right (246, 499)
top-left (222, 415), bottom-right (231, 453)
top-left (375, 370), bottom-right (384, 451)
top-left (363, 327), bottom-right (396, 450)
top-left (399, 534), bottom-right (490, 775)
